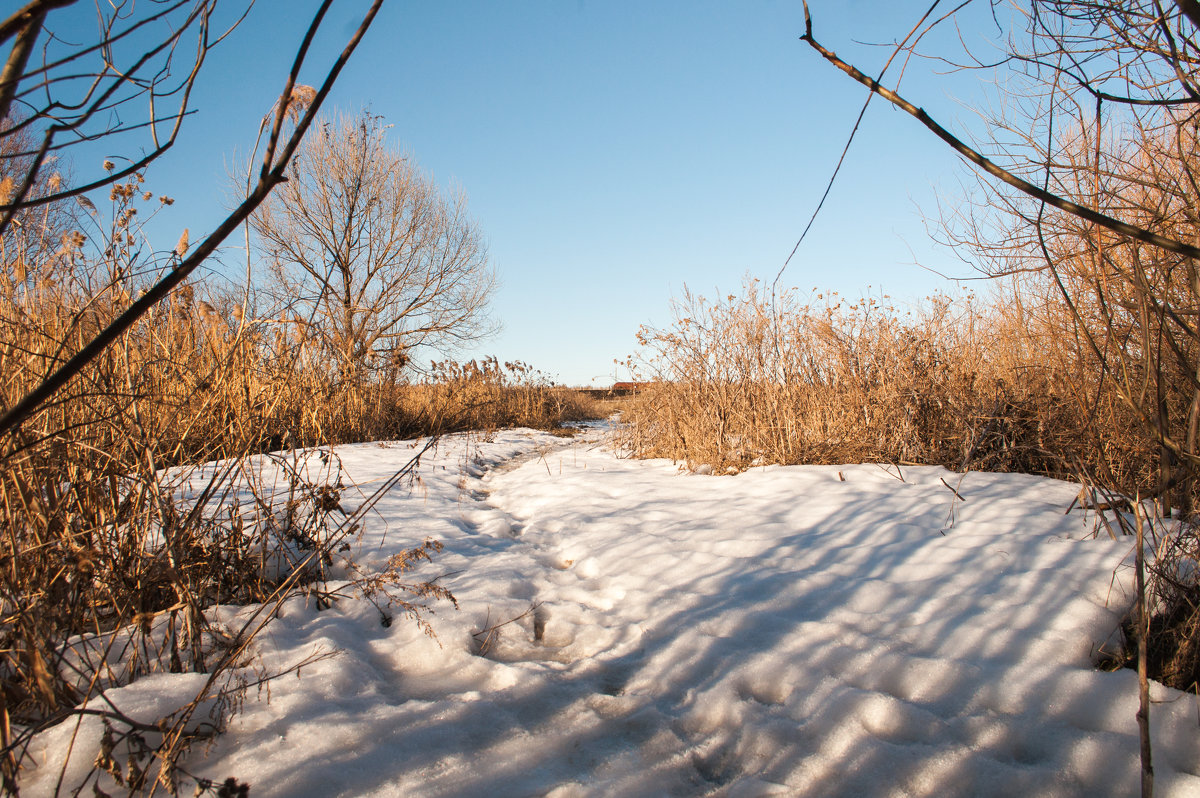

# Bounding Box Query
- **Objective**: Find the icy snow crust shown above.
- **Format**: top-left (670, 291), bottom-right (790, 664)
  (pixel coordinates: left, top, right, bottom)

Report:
top-left (27, 428), bottom-right (1200, 796)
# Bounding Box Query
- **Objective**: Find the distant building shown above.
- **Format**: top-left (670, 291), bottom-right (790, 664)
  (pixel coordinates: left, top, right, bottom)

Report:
top-left (611, 381), bottom-right (647, 395)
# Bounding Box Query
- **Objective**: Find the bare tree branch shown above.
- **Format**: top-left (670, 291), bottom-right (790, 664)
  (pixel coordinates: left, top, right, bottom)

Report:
top-left (1, 2), bottom-right (228, 236)
top-left (0, 0), bottom-right (386, 441)
top-left (800, 2), bottom-right (1200, 260)
top-left (0, 1), bottom-right (74, 126)
top-left (1177, 0), bottom-right (1200, 30)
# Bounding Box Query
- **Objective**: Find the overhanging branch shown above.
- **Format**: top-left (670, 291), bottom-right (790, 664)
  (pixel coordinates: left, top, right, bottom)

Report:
top-left (1178, 0), bottom-right (1200, 31)
top-left (799, 2), bottom-right (1200, 261)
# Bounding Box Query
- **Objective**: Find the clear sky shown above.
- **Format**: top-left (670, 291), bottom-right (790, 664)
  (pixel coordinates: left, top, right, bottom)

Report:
top-left (40, 1), bottom-right (1005, 386)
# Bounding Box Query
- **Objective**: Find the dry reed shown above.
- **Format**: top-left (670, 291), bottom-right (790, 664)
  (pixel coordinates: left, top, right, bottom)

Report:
top-left (618, 278), bottom-right (1117, 477)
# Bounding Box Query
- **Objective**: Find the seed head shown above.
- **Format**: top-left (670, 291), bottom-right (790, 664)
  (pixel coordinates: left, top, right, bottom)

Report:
top-left (285, 85), bottom-right (318, 122)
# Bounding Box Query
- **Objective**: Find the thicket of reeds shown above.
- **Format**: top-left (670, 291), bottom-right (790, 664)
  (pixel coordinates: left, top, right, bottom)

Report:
top-left (392, 357), bottom-right (603, 438)
top-left (620, 279), bottom-right (1141, 480)
top-left (0, 175), bottom-right (602, 795)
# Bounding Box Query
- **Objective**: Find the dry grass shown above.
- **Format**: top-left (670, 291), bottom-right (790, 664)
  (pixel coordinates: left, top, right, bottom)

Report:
top-left (618, 278), bottom-right (1124, 478)
top-left (0, 283), bottom-right (454, 792)
top-left (393, 357), bottom-right (605, 438)
top-left (0, 174), bottom-right (603, 795)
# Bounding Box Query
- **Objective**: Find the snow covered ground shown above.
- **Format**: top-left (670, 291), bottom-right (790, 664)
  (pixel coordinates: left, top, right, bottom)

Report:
top-left (25, 427), bottom-right (1200, 796)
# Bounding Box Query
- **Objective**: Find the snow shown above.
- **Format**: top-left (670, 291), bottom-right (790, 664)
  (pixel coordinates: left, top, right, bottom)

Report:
top-left (24, 427), bottom-right (1200, 796)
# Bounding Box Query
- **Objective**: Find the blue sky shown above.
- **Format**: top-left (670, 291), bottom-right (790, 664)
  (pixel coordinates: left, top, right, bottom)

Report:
top-left (42, 1), bottom-right (1004, 386)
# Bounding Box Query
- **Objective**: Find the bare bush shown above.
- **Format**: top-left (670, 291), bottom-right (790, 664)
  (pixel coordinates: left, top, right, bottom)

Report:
top-left (0, 1), bottom-right (432, 793)
top-left (0, 162), bottom-right (467, 794)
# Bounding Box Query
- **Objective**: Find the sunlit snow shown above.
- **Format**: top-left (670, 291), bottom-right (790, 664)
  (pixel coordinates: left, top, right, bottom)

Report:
top-left (26, 427), bottom-right (1200, 796)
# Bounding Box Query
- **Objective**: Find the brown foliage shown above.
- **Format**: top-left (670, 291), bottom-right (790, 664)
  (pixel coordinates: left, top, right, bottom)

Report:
top-left (619, 278), bottom-right (1133, 480)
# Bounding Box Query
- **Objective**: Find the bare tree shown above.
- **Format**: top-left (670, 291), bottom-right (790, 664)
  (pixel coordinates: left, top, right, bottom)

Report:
top-left (251, 112), bottom-right (496, 385)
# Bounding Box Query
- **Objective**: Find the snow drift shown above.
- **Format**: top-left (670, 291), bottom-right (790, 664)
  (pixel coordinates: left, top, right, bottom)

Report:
top-left (24, 428), bottom-right (1200, 797)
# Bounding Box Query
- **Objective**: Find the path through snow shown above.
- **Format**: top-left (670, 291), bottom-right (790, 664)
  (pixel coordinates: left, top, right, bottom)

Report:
top-left (25, 428), bottom-right (1200, 796)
